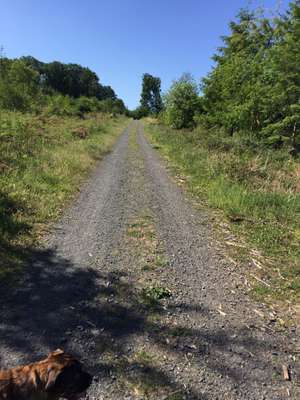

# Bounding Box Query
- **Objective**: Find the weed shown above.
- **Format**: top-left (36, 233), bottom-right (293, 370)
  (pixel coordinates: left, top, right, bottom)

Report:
top-left (141, 264), bottom-right (152, 272)
top-left (139, 286), bottom-right (171, 311)
top-left (127, 226), bottom-right (144, 238)
top-left (127, 216), bottom-right (155, 240)
top-left (134, 350), bottom-right (155, 364)
top-left (252, 285), bottom-right (273, 300)
top-left (142, 286), bottom-right (171, 301)
top-left (155, 255), bottom-right (168, 268)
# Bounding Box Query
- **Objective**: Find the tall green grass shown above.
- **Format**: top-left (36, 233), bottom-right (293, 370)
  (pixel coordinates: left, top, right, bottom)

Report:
top-left (145, 121), bottom-right (300, 306)
top-left (0, 111), bottom-right (129, 282)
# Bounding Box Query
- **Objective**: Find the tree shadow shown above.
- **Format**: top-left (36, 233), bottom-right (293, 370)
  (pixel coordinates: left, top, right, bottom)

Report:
top-left (0, 191), bottom-right (32, 283)
top-left (0, 191), bottom-right (30, 240)
top-left (0, 243), bottom-right (285, 399)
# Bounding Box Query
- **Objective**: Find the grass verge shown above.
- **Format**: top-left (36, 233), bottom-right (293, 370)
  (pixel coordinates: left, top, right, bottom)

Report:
top-left (144, 120), bottom-right (300, 318)
top-left (0, 111), bottom-right (129, 283)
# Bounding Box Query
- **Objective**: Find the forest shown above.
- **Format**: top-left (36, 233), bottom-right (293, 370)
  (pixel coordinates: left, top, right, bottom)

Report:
top-left (0, 54), bottom-right (128, 115)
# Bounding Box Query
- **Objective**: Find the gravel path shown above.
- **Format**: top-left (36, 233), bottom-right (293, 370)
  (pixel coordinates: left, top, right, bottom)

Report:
top-left (0, 121), bottom-right (298, 399)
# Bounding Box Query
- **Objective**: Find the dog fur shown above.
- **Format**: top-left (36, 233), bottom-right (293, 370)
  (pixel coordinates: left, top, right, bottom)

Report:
top-left (0, 349), bottom-right (92, 400)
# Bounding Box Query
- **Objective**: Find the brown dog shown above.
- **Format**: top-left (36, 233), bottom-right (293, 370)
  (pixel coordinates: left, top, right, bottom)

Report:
top-left (0, 349), bottom-right (92, 400)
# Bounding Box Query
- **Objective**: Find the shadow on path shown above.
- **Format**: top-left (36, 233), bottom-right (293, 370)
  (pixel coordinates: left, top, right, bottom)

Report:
top-left (0, 243), bottom-right (281, 399)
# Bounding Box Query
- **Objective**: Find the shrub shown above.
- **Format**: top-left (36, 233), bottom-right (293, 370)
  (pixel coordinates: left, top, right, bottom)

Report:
top-left (43, 94), bottom-right (75, 116)
top-left (75, 96), bottom-right (100, 116)
top-left (163, 74), bottom-right (201, 129)
top-left (0, 59), bottom-right (40, 111)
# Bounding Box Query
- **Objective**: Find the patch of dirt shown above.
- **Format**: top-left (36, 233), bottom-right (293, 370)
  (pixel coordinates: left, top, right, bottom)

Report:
top-left (72, 126), bottom-right (89, 139)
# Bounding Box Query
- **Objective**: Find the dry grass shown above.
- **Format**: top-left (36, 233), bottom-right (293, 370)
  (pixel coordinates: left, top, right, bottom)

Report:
top-left (144, 120), bottom-right (300, 317)
top-left (0, 111), bottom-right (129, 282)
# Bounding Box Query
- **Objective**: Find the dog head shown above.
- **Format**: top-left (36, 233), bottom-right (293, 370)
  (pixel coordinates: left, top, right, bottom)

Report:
top-left (44, 349), bottom-right (92, 400)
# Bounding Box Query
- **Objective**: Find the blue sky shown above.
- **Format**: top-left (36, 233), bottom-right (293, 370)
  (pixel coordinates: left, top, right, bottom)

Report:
top-left (0, 0), bottom-right (290, 109)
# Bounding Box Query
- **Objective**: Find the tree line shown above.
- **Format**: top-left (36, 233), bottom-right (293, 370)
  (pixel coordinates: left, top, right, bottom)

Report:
top-left (0, 54), bottom-right (128, 115)
top-left (136, 1), bottom-right (299, 151)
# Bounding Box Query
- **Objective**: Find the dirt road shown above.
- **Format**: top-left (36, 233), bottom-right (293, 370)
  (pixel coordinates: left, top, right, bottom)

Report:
top-left (0, 121), bottom-right (298, 399)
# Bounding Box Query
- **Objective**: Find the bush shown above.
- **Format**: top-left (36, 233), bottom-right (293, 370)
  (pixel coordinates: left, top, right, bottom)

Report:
top-left (199, 2), bottom-right (300, 148)
top-left (75, 97), bottom-right (100, 116)
top-left (163, 74), bottom-right (201, 129)
top-left (97, 98), bottom-right (127, 115)
top-left (44, 94), bottom-right (75, 116)
top-left (0, 59), bottom-right (40, 111)
top-left (129, 106), bottom-right (149, 119)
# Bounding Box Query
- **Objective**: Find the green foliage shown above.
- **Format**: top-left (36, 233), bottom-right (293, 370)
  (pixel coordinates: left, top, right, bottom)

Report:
top-left (74, 96), bottom-right (101, 115)
top-left (0, 58), bottom-right (40, 111)
top-left (157, 1), bottom-right (300, 149)
top-left (128, 105), bottom-right (149, 120)
top-left (21, 57), bottom-right (117, 101)
top-left (163, 74), bottom-right (201, 129)
top-left (42, 95), bottom-right (128, 117)
top-left (139, 73), bottom-right (163, 115)
top-left (0, 54), bottom-right (127, 115)
top-left (140, 286), bottom-right (171, 309)
top-left (44, 94), bottom-right (75, 116)
top-left (200, 1), bottom-right (300, 150)
top-left (142, 286), bottom-right (172, 301)
top-left (98, 98), bottom-right (127, 115)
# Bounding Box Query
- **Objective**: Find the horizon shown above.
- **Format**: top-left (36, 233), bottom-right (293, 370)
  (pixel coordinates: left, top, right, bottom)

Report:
top-left (0, 0), bottom-right (290, 109)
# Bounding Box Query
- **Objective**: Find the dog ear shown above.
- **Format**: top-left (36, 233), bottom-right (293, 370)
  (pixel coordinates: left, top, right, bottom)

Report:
top-left (45, 366), bottom-right (61, 392)
top-left (48, 348), bottom-right (64, 358)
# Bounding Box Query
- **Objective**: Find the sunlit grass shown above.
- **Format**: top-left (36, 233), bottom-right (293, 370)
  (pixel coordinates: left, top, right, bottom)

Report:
top-left (145, 121), bottom-right (300, 306)
top-left (0, 111), bottom-right (129, 281)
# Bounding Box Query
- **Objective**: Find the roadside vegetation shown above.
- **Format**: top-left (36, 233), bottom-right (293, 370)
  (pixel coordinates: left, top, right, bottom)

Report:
top-left (0, 53), bottom-right (129, 283)
top-left (145, 122), bottom-right (300, 308)
top-left (143, 1), bottom-right (300, 311)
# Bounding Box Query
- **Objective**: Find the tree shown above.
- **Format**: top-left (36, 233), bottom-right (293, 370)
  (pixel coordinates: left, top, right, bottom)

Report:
top-left (18, 58), bottom-right (117, 101)
top-left (199, 1), bottom-right (300, 149)
top-left (140, 73), bottom-right (163, 115)
top-left (0, 58), bottom-right (40, 111)
top-left (262, 0), bottom-right (300, 148)
top-left (96, 85), bottom-right (116, 101)
top-left (129, 105), bottom-right (149, 120)
top-left (164, 74), bottom-right (201, 129)
top-left (0, 53), bottom-right (125, 114)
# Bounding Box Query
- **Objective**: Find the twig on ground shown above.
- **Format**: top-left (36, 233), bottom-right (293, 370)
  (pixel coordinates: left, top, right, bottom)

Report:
top-left (225, 241), bottom-right (246, 248)
top-left (250, 273), bottom-right (271, 287)
top-left (282, 364), bottom-right (290, 381)
top-left (253, 308), bottom-right (265, 318)
top-left (252, 258), bottom-right (263, 270)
